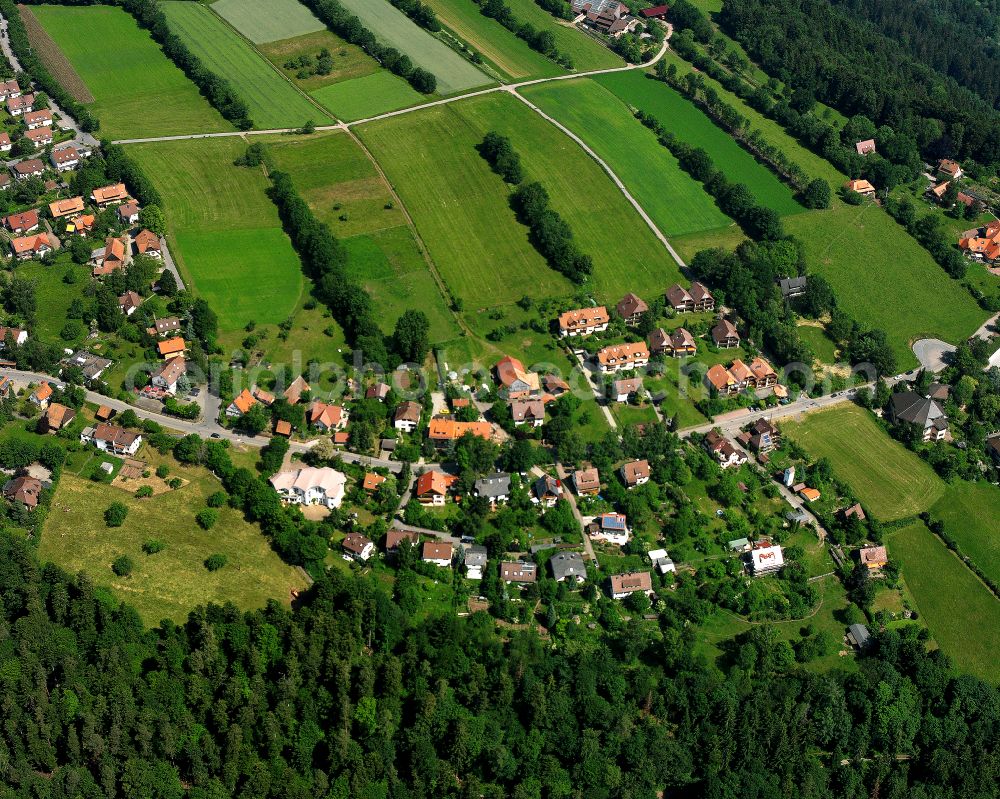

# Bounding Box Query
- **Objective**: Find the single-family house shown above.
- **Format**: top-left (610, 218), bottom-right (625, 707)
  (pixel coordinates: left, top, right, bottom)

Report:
top-left (464, 545), bottom-right (488, 580)
top-left (558, 305), bottom-right (609, 337)
top-left (0, 327), bottom-right (26, 347)
top-left (475, 472), bottom-right (511, 505)
top-left (842, 503), bottom-right (866, 522)
top-left (362, 473), bottom-right (386, 493)
top-left (415, 470), bottom-right (458, 505)
top-left (23, 109), bottom-right (51, 130)
top-left (0, 132), bottom-right (10, 152)
top-left (151, 317), bottom-right (181, 337)
top-left (611, 376), bottom-right (643, 402)
top-left (620, 459), bottom-right (650, 488)
top-left (29, 382), bottom-right (52, 409)
top-left (92, 235), bottom-right (129, 276)
top-left (889, 390), bottom-right (949, 441)
top-left (39, 402), bottom-right (75, 434)
top-left (118, 200), bottom-right (140, 225)
top-left (511, 397), bottom-right (545, 426)
top-left (394, 400), bottom-right (421, 432)
top-left (157, 337), bottom-right (186, 360)
top-left (365, 382), bottom-right (390, 401)
top-left (750, 544), bottom-right (784, 575)
top-left (799, 486), bottom-right (821, 502)
top-left (11, 159), bottom-right (44, 180)
top-left (252, 387), bottom-right (275, 406)
top-left (342, 533), bottom-right (375, 562)
top-left (10, 234), bottom-right (51, 260)
top-left (48, 196), bottom-right (85, 219)
top-left (80, 423), bottom-right (142, 456)
top-left (550, 551), bottom-right (587, 583)
top-left (500, 561), bottom-right (537, 585)
top-left (543, 374), bottom-right (570, 396)
top-left (422, 541), bottom-right (453, 568)
top-left (269, 467), bottom-right (346, 508)
top-left (274, 420), bottom-right (292, 438)
top-left (703, 430), bottom-right (747, 469)
top-left (532, 474), bottom-right (562, 507)
top-left (3, 475), bottom-right (41, 508)
top-left (844, 179), bottom-right (876, 198)
top-left (66, 213), bottom-right (94, 236)
top-left (309, 401), bottom-right (347, 432)
top-left (596, 341), bottom-right (649, 373)
top-left (64, 350), bottom-right (111, 381)
top-left (495, 355), bottom-right (540, 398)
top-left (0, 80), bottom-right (20, 101)
top-left (746, 418), bottom-right (779, 452)
top-left (284, 375), bottom-right (310, 405)
top-left (0, 375), bottom-right (13, 399)
top-left (4, 209), bottom-right (38, 234)
top-left (133, 229), bottom-right (161, 258)
top-left (616, 292), bottom-right (648, 325)
top-left (855, 139), bottom-right (876, 156)
top-left (847, 623), bottom-right (871, 650)
top-left (712, 318), bottom-right (740, 348)
top-left (385, 528), bottom-right (419, 557)
top-left (427, 418), bottom-right (492, 445)
top-left (610, 571), bottom-right (653, 600)
top-left (779, 276), bottom-right (808, 299)
top-left (590, 512), bottom-right (630, 545)
top-left (573, 467), bottom-right (601, 495)
top-left (859, 545), bottom-right (888, 571)
top-left (50, 146), bottom-right (80, 172)
top-left (226, 388), bottom-right (257, 417)
top-left (118, 290), bottom-right (142, 315)
top-left (91, 183), bottom-right (129, 207)
top-left (151, 357), bottom-right (186, 394)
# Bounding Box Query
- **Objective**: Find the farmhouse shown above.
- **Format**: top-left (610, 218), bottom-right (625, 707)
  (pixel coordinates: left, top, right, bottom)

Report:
top-left (616, 292), bottom-right (648, 325)
top-left (25, 127), bottom-right (53, 148)
top-left (11, 159), bottom-right (44, 180)
top-left (226, 388), bottom-right (257, 417)
top-left (576, 0), bottom-right (638, 37)
top-left (558, 305), bottom-right (609, 337)
top-left (590, 512), bottom-right (630, 545)
top-left (3, 475), bottom-right (41, 509)
top-left (889, 390), bottom-right (949, 441)
top-left (422, 541), bottom-right (453, 568)
top-left (844, 179), bottom-right (876, 198)
top-left (118, 290), bottom-right (142, 315)
top-left (48, 196), bottom-right (85, 219)
top-left (269, 467), bottom-right (346, 509)
top-left (39, 402), bottom-right (75, 434)
top-left (428, 418), bottom-right (492, 445)
top-left (596, 341), bottom-right (649, 373)
top-left (23, 109), bottom-right (51, 130)
top-left (342, 533), bottom-right (375, 562)
top-left (611, 376), bottom-right (642, 402)
top-left (157, 337), bottom-right (186, 360)
top-left (393, 400), bottom-right (421, 432)
top-left (551, 551), bottom-right (586, 583)
top-left (475, 473), bottom-right (511, 505)
top-left (309, 401), bottom-right (347, 431)
top-left (495, 355), bottom-right (540, 397)
top-left (92, 183), bottom-right (129, 207)
top-left (855, 139), bottom-right (876, 156)
top-left (50, 146), bottom-right (79, 172)
top-left (416, 470), bottom-right (458, 505)
top-left (511, 397), bottom-right (545, 426)
top-left (712, 318), bottom-right (741, 348)
top-left (639, 4), bottom-right (668, 18)
top-left (620, 459), bottom-right (650, 488)
top-left (574, 467), bottom-right (601, 495)
top-left (133, 229), bottom-right (162, 257)
top-left (532, 474), bottom-right (562, 506)
top-left (80, 423), bottom-right (142, 456)
top-left (4, 210), bottom-right (39, 234)
top-left (500, 561), bottom-right (537, 585)
top-left (609, 571), bottom-right (653, 600)
top-left (10, 234), bottom-right (51, 260)
top-left (859, 545), bottom-right (888, 570)
top-left (749, 544), bottom-right (784, 575)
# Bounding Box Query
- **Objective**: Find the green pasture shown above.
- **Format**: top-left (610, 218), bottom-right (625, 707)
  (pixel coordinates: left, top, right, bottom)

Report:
top-left (503, 0), bottom-right (623, 71)
top-left (259, 29), bottom-right (379, 93)
top-left (782, 404), bottom-right (944, 521)
top-left (931, 482), bottom-right (1000, 588)
top-left (162, 2), bottom-right (332, 128)
top-left (311, 71), bottom-right (425, 121)
top-left (30, 4), bottom-right (231, 138)
top-left (212, 0), bottom-right (325, 43)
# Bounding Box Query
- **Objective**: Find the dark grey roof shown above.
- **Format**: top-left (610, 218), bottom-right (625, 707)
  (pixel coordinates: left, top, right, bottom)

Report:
top-left (779, 276), bottom-right (808, 296)
top-left (534, 474), bottom-right (561, 499)
top-left (464, 545), bottom-right (488, 569)
top-left (475, 473), bottom-right (511, 498)
top-left (786, 507), bottom-right (810, 524)
top-left (550, 551), bottom-right (586, 581)
top-left (891, 391), bottom-right (947, 430)
top-left (848, 623), bottom-right (871, 648)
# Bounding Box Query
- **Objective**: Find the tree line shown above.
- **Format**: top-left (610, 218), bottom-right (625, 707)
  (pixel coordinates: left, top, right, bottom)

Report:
top-left (474, 0), bottom-right (574, 68)
top-left (388, 0), bottom-right (441, 32)
top-left (299, 0), bottom-right (438, 94)
top-left (534, 0), bottom-right (572, 20)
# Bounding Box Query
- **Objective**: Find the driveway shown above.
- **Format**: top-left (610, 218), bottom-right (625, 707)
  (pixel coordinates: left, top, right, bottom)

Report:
top-left (912, 338), bottom-right (956, 373)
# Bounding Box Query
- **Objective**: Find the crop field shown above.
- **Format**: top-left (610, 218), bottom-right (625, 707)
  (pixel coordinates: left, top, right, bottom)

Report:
top-left (336, 0), bottom-right (490, 94)
top-left (19, 6), bottom-right (92, 102)
top-left (41, 468), bottom-right (305, 626)
top-left (785, 203), bottom-right (987, 370)
top-left (311, 71), bottom-right (425, 121)
top-left (264, 130), bottom-right (460, 343)
top-left (888, 521), bottom-right (1000, 683)
top-left (212, 0), bottom-right (325, 43)
top-left (931, 482), bottom-right (1000, 587)
top-left (521, 78), bottom-right (733, 236)
top-left (782, 404), bottom-right (944, 521)
top-left (503, 0), bottom-right (623, 71)
top-left (126, 138), bottom-right (304, 332)
top-left (161, 2), bottom-right (332, 128)
top-left (29, 4), bottom-right (231, 138)
top-left (593, 71), bottom-right (804, 216)
top-left (422, 0), bottom-right (561, 80)
top-left (359, 92), bottom-right (681, 308)
top-left (259, 29), bottom-right (378, 92)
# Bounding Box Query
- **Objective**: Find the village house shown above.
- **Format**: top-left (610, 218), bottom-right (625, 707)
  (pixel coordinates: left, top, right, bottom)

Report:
top-left (511, 397), bottom-right (545, 426)
top-left (543, 374), bottom-right (569, 397)
top-left (0, 326), bottom-right (26, 347)
top-left (342, 533), bottom-right (375, 562)
top-left (855, 139), bottom-right (876, 156)
top-left (609, 571), bottom-right (653, 600)
top-left (10, 234), bottom-right (51, 261)
top-left (91, 183), bottom-right (129, 207)
top-left (3, 475), bottom-right (41, 509)
top-left (711, 318), bottom-right (740, 348)
top-left (611, 376), bottom-right (642, 403)
top-left (620, 459), bottom-right (650, 488)
top-left (0, 173), bottom-right (14, 189)
top-left (39, 402), bottom-right (75, 434)
top-left (705, 364), bottom-right (739, 396)
top-left (596, 341), bottom-right (649, 373)
top-left (150, 317), bottom-right (181, 337)
top-left (422, 541), bottom-right (453, 568)
top-left (309, 401), bottom-right (347, 432)
top-left (616, 292), bottom-right (648, 326)
top-left (0, 80), bottom-right (20, 102)
top-left (269, 466), bottom-right (346, 509)
top-left (157, 337), bottom-right (186, 360)
top-left (4, 209), bottom-right (38, 234)
top-left (118, 290), bottom-right (142, 316)
top-left (362, 473), bottom-right (386, 493)
top-left (80, 423), bottom-right (143, 457)
top-left (252, 387), bottom-right (275, 406)
top-left (779, 276), bottom-right (808, 299)
top-left (666, 282), bottom-right (714, 313)
top-left (151, 357), bottom-right (185, 394)
top-left (475, 473), bottom-right (511, 505)
top-left (284, 375), bottom-right (310, 405)
top-left (550, 551), bottom-right (587, 583)
top-left (703, 430), bottom-right (747, 469)
top-left (92, 235), bottom-right (129, 276)
top-left (532, 474), bottom-right (562, 507)
top-left (416, 470), bottom-right (458, 505)
top-left (590, 512), bottom-right (630, 545)
top-left (385, 528), bottom-right (419, 556)
top-left (937, 158), bottom-right (963, 180)
top-left (133, 229), bottom-right (162, 258)
top-left (118, 200), bottom-right (140, 225)
top-left (500, 561), bottom-right (537, 585)
top-left (464, 545), bottom-right (488, 580)
top-left (48, 196), bottom-right (84, 219)
top-left (66, 213), bottom-right (94, 236)
top-left (0, 132), bottom-right (10, 153)
top-left (798, 486), bottom-right (820, 503)
top-left (959, 220), bottom-right (1000, 263)
top-left (11, 159), bottom-right (44, 180)
top-left (573, 467), bottom-right (601, 496)
top-left (23, 109), bottom-right (51, 130)
top-left (749, 543), bottom-right (784, 576)
top-left (25, 127), bottom-right (53, 148)
top-left (648, 548), bottom-right (676, 575)
top-left (7, 93), bottom-right (34, 116)
top-left (64, 350), bottom-right (111, 381)
top-left (29, 382), bottom-right (52, 409)
top-left (890, 390), bottom-right (949, 441)
top-left (495, 355), bottom-right (540, 398)
top-left (393, 400), bottom-right (421, 432)
top-left (365, 382), bottom-right (390, 402)
top-left (226, 388), bottom-right (257, 418)
top-left (558, 305), bottom-right (610, 337)
top-left (50, 146), bottom-right (79, 172)
top-left (274, 420), bottom-right (292, 438)
top-left (428, 418), bottom-right (492, 446)
top-left (859, 545), bottom-right (888, 571)
top-left (844, 179), bottom-right (876, 198)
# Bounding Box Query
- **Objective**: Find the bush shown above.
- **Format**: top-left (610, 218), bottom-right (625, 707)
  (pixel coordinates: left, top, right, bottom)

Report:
top-left (111, 555), bottom-right (133, 577)
top-left (134, 485), bottom-right (153, 499)
top-left (104, 502), bottom-right (128, 527)
top-left (207, 490), bottom-right (227, 508)
top-left (168, 478), bottom-right (182, 490)
top-left (196, 508), bottom-right (218, 530)
top-left (142, 540), bottom-right (165, 555)
top-left (155, 464), bottom-right (169, 478)
top-left (204, 553), bottom-right (227, 571)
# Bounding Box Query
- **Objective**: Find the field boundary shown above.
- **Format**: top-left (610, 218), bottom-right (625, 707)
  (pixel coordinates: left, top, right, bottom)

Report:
top-left (18, 3), bottom-right (94, 102)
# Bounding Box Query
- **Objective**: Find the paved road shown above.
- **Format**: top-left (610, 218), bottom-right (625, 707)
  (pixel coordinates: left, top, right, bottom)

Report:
top-left (158, 235), bottom-right (186, 291)
top-left (552, 462), bottom-right (596, 562)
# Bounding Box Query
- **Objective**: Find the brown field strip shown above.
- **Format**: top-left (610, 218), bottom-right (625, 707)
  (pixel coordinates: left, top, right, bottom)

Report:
top-left (18, 4), bottom-right (95, 103)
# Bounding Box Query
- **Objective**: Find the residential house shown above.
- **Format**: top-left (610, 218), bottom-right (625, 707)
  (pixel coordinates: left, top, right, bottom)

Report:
top-left (705, 364), bottom-right (739, 396)
top-left (495, 355), bottom-right (540, 398)
top-left (94, 405), bottom-right (113, 422)
top-left (532, 474), bottom-right (562, 507)
top-left (48, 196), bottom-right (84, 219)
top-left (92, 235), bottom-right (129, 276)
top-left (779, 276), bottom-right (808, 299)
top-left (464, 545), bottom-right (488, 580)
top-left (475, 473), bottom-right (511, 505)
top-left (609, 571), bottom-right (653, 600)
top-left (157, 337), bottom-right (186, 360)
top-left (500, 561), bottom-right (537, 585)
top-left (364, 382), bottom-right (389, 402)
top-left (844, 179), bottom-right (876, 198)
top-left (427, 418), bottom-right (492, 445)
top-left (29, 382), bottom-right (52, 409)
top-left (750, 544), bottom-right (784, 575)
top-left (274, 420), bottom-right (292, 438)
top-left (847, 623), bottom-right (871, 650)
top-left (422, 541), bottom-right (453, 568)
top-left (667, 282), bottom-right (714, 312)
top-left (550, 551), bottom-right (587, 583)
top-left (927, 382), bottom-right (950, 402)
top-left (23, 109), bottom-right (51, 130)
top-left (80, 423), bottom-right (142, 456)
top-left (648, 548), bottom-right (675, 574)
top-left (746, 418), bottom-right (779, 453)
top-left (50, 146), bottom-right (79, 172)
top-left (362, 473), bottom-right (386, 493)
top-left (91, 183), bottom-right (129, 207)
top-left (284, 375), bottom-right (310, 405)
top-left (118, 290), bottom-right (142, 316)
top-left (575, 0), bottom-right (638, 36)
top-left (596, 341), bottom-right (649, 373)
top-left (385, 528), bottom-right (419, 555)
top-left (0, 327), bottom-right (26, 347)
top-left (573, 467), bottom-right (601, 495)
top-left (749, 357), bottom-right (778, 388)
top-left (309, 401), bottom-right (347, 432)
top-left (7, 93), bottom-right (34, 115)
top-left (252, 387), bottom-right (275, 406)
top-left (133, 229), bottom-right (161, 258)
top-left (4, 209), bottom-right (38, 234)
top-left (667, 328), bottom-right (696, 358)
top-left (728, 359), bottom-right (754, 389)
top-left (393, 400), bottom-right (421, 432)
top-left (590, 512), bottom-right (630, 545)
top-left (543, 374), bottom-right (569, 396)
top-left (64, 350), bottom-right (111, 381)
top-left (10, 234), bottom-right (51, 260)
top-left (39, 402), bottom-right (75, 434)
top-left (611, 376), bottom-right (642, 402)
top-left (511, 397), bottom-right (545, 426)
top-left (151, 358), bottom-right (185, 395)
top-left (151, 317), bottom-right (181, 337)
top-left (889, 390), bottom-right (949, 441)
top-left (0, 132), bottom-right (10, 152)
top-left (269, 467), bottom-right (346, 508)
top-left (0, 80), bottom-right (20, 101)
top-left (341, 533), bottom-right (374, 562)
top-left (0, 375), bottom-right (13, 399)
top-left (25, 127), bottom-right (53, 148)
top-left (703, 430), bottom-right (747, 469)
top-left (799, 487), bottom-right (821, 503)
top-left (620, 459), bottom-right (650, 488)
top-left (855, 139), bottom-right (876, 156)
top-left (937, 158), bottom-right (963, 180)
top-left (712, 318), bottom-right (740, 348)
top-left (640, 4), bottom-right (668, 18)
top-left (558, 305), bottom-right (609, 337)
top-left (616, 292), bottom-right (648, 325)
top-left (118, 201), bottom-right (140, 225)
top-left (66, 214), bottom-right (94, 236)
top-left (648, 328), bottom-right (670, 355)
top-left (3, 475), bottom-right (42, 508)
top-left (415, 470), bottom-right (458, 505)
top-left (842, 503), bottom-right (866, 522)
top-left (226, 388), bottom-right (257, 418)
top-left (859, 545), bottom-right (888, 571)
top-left (11, 159), bottom-right (44, 180)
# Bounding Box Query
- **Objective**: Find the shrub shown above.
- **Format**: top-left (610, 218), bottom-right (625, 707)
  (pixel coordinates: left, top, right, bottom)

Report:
top-left (168, 478), bottom-right (182, 490)
top-left (204, 554), bottom-right (227, 571)
top-left (196, 508), bottom-right (218, 530)
top-left (111, 555), bottom-right (133, 577)
top-left (155, 464), bottom-right (169, 478)
top-left (104, 502), bottom-right (128, 527)
top-left (135, 486), bottom-right (153, 499)
top-left (207, 491), bottom-right (227, 508)
top-left (142, 540), bottom-right (165, 555)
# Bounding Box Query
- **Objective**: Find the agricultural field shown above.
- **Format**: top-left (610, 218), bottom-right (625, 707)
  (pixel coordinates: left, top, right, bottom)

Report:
top-left (263, 130), bottom-right (460, 345)
top-left (593, 71), bottom-right (804, 216)
top-left (40, 464), bottom-right (306, 626)
top-left (781, 404), bottom-right (944, 521)
top-left (931, 482), bottom-right (1000, 587)
top-left (336, 0), bottom-right (491, 94)
top-left (212, 0), bottom-right (325, 43)
top-left (125, 138), bottom-right (304, 335)
top-left (888, 521), bottom-right (1000, 683)
top-left (521, 78), bottom-right (734, 236)
top-left (27, 4), bottom-right (231, 138)
top-left (421, 0), bottom-right (562, 80)
top-left (358, 92), bottom-right (681, 310)
top-left (785, 203), bottom-right (988, 370)
top-left (258, 29), bottom-right (378, 92)
top-left (161, 2), bottom-right (332, 128)
top-left (311, 71), bottom-right (426, 121)
top-left (503, 0), bottom-right (623, 71)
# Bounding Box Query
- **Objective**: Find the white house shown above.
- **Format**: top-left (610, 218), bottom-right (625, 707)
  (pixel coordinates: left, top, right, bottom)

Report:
top-left (80, 423), bottom-right (142, 457)
top-left (464, 545), bottom-right (488, 580)
top-left (393, 400), bottom-right (421, 432)
top-left (648, 549), bottom-right (676, 574)
top-left (422, 541), bottom-right (453, 568)
top-left (151, 357), bottom-right (185, 395)
top-left (610, 571), bottom-right (653, 600)
top-left (750, 544), bottom-right (784, 576)
top-left (269, 467), bottom-right (346, 509)
top-left (342, 533), bottom-right (375, 562)
top-left (590, 512), bottom-right (630, 546)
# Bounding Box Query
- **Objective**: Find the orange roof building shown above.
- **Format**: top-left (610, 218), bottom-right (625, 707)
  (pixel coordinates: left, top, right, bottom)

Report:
top-left (705, 364), bottom-right (738, 395)
top-left (157, 337), bottom-right (186, 359)
top-left (48, 196), bottom-right (84, 219)
top-left (226, 388), bottom-right (257, 417)
top-left (91, 183), bottom-right (129, 206)
top-left (595, 342), bottom-right (649, 373)
top-left (428, 418), bottom-right (492, 443)
top-left (844, 179), bottom-right (876, 196)
top-left (66, 214), bottom-right (95, 235)
top-left (274, 420), bottom-right (292, 437)
top-left (362, 473), bottom-right (386, 492)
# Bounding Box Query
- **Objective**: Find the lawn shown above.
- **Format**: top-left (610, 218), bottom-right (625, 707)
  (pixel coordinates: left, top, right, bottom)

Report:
top-left (503, 0), bottom-right (623, 71)
top-left (28, 4), bottom-right (231, 138)
top-left (161, 2), bottom-right (332, 128)
top-left (40, 466), bottom-right (306, 626)
top-left (258, 29), bottom-right (379, 93)
top-left (888, 521), bottom-right (1000, 683)
top-left (782, 404), bottom-right (944, 521)
top-left (422, 0), bottom-right (562, 80)
top-left (263, 130), bottom-right (460, 343)
top-left (310, 71), bottom-right (425, 122)
top-left (593, 71), bottom-right (804, 216)
top-left (358, 92), bottom-right (681, 308)
top-left (126, 138), bottom-right (304, 332)
top-left (931, 482), bottom-right (1000, 587)
top-left (796, 324), bottom-right (838, 364)
top-left (212, 0), bottom-right (325, 43)
top-left (336, 0), bottom-right (491, 94)
top-left (785, 203), bottom-right (988, 370)
top-left (521, 77), bottom-right (734, 236)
